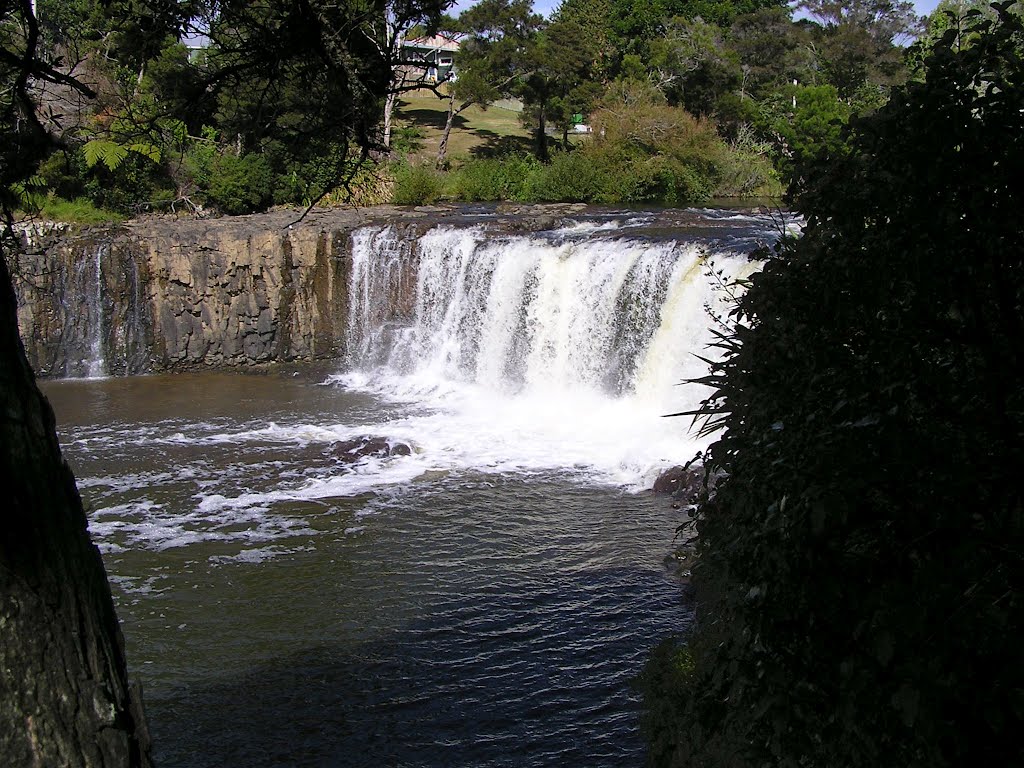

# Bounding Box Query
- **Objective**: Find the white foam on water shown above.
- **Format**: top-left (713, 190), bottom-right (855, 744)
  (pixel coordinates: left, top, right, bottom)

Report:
top-left (107, 573), bottom-right (170, 597)
top-left (193, 454), bottom-right (426, 514)
top-left (87, 495), bottom-right (318, 552)
top-left (209, 544), bottom-right (316, 565)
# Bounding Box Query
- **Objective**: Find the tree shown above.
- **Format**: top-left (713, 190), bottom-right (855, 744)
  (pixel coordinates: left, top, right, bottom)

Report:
top-left (518, 12), bottom-right (606, 157)
top-left (647, 5), bottom-right (1024, 766)
top-left (907, 0), bottom-right (1009, 73)
top-left (760, 81), bottom-right (852, 184)
top-left (435, 47), bottom-right (501, 168)
top-left (552, 0), bottom-right (616, 63)
top-left (650, 15), bottom-right (741, 115)
top-left (728, 5), bottom-right (812, 99)
top-left (379, 0), bottom-right (456, 152)
top-left (432, 0), bottom-right (540, 168)
top-left (201, 0), bottom-right (394, 186)
top-left (607, 0), bottom-right (787, 58)
top-left (800, 0), bottom-right (923, 99)
top-left (1, 1), bottom-right (154, 762)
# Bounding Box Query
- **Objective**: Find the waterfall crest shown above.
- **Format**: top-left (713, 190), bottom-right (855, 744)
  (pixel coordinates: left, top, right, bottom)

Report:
top-left (343, 221), bottom-right (762, 487)
top-left (348, 224), bottom-right (755, 408)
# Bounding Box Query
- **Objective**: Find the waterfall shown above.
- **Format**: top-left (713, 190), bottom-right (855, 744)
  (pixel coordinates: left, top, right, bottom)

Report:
top-left (343, 221), bottom-right (762, 487)
top-left (85, 245), bottom-right (106, 378)
top-left (348, 224), bottom-right (755, 408)
top-left (63, 243), bottom-right (107, 378)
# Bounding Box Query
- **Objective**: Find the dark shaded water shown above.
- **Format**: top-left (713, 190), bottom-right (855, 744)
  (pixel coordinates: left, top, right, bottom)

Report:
top-left (44, 370), bottom-right (692, 767)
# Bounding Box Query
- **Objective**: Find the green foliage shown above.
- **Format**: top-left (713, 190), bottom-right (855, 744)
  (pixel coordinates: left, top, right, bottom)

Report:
top-left (636, 639), bottom-right (696, 768)
top-left (28, 196), bottom-right (125, 225)
top-left (12, 0), bottom-right (931, 217)
top-left (583, 91), bottom-right (725, 202)
top-left (759, 83), bottom-right (854, 185)
top-left (525, 150), bottom-right (612, 201)
top-left (659, 7), bottom-right (1024, 767)
top-left (203, 153), bottom-right (276, 215)
top-left (57, 146), bottom-right (176, 214)
top-left (83, 139), bottom-right (162, 171)
top-left (448, 155), bottom-right (539, 201)
top-left (799, 0), bottom-right (922, 99)
top-left (710, 126), bottom-right (783, 196)
top-left (729, 6), bottom-right (810, 99)
top-left (391, 125), bottom-right (426, 155)
top-left (650, 15), bottom-right (742, 116)
top-left (391, 162), bottom-right (445, 205)
top-left (183, 126), bottom-right (219, 194)
top-left (520, 12), bottom-right (610, 155)
top-left (428, 83), bottom-right (780, 205)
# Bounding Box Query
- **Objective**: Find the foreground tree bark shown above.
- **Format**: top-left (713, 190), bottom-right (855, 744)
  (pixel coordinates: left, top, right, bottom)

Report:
top-left (0, 245), bottom-right (152, 766)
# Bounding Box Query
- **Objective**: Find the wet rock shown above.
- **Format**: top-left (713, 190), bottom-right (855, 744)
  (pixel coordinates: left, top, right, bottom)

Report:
top-left (652, 464), bottom-right (704, 499)
top-left (664, 546), bottom-right (699, 578)
top-left (332, 436), bottom-right (412, 463)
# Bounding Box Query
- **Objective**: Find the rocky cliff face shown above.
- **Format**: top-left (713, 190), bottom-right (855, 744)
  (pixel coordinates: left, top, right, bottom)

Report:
top-left (13, 208), bottom-right (431, 377)
top-left (16, 202), bottom-right (721, 378)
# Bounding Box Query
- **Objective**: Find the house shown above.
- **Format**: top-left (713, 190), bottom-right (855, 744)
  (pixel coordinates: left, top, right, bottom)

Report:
top-left (182, 32), bottom-right (209, 63)
top-left (399, 34), bottom-right (461, 83)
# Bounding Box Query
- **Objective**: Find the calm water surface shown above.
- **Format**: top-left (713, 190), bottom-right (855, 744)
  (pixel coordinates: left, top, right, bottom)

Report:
top-left (43, 370), bottom-right (692, 767)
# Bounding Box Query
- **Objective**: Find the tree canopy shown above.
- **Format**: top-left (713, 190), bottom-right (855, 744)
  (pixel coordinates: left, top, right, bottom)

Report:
top-left (6, 0), bottom-right (946, 212)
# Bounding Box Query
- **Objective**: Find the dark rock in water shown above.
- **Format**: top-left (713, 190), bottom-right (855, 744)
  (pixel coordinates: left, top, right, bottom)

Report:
top-left (332, 436), bottom-right (412, 463)
top-left (664, 546), bottom-right (699, 580)
top-left (499, 215), bottom-right (561, 233)
top-left (653, 464), bottom-right (704, 499)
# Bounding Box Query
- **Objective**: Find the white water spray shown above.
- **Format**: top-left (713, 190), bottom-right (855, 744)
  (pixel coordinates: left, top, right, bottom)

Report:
top-left (340, 223), bottom-right (760, 488)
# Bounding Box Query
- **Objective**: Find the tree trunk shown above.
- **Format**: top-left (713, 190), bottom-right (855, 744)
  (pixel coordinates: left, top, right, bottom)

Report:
top-left (436, 94), bottom-right (459, 169)
top-left (536, 108), bottom-right (548, 162)
top-left (0, 237), bottom-right (152, 767)
top-left (383, 89), bottom-right (397, 152)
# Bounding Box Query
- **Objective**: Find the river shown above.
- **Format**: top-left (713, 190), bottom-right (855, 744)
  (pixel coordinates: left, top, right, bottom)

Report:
top-left (39, 208), bottom-right (784, 766)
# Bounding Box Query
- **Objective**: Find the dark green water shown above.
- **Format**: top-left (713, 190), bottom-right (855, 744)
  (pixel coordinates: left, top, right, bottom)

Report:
top-left (43, 370), bottom-right (692, 767)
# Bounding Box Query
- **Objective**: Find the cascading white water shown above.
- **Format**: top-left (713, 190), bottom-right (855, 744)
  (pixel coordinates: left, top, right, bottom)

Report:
top-left (85, 244), bottom-right (106, 378)
top-left (341, 222), bottom-right (760, 488)
top-left (66, 243), bottom-right (107, 378)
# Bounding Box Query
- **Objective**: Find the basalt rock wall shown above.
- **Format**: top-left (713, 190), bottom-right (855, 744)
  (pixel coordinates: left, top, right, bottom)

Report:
top-left (14, 202), bottom-right (728, 378)
top-left (13, 208), bottom-right (429, 377)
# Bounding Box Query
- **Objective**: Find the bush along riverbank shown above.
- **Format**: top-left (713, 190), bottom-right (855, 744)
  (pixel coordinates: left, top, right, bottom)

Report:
top-left (639, 7), bottom-right (1024, 767)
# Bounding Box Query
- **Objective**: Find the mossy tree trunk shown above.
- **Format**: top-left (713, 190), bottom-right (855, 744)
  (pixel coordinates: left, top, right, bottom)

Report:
top-left (0, 246), bottom-right (152, 766)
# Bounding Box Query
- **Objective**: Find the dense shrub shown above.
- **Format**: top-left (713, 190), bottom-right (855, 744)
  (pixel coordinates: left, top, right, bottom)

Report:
top-left (712, 124), bottom-right (783, 197)
top-left (758, 83), bottom-right (853, 186)
top-left (448, 155), bottom-right (538, 201)
top-left (636, 639), bottom-right (696, 768)
top-left (35, 146), bottom-right (176, 214)
top-left (655, 9), bottom-right (1024, 768)
top-left (524, 150), bottom-right (611, 202)
top-left (204, 153), bottom-right (276, 215)
top-left (21, 195), bottom-right (123, 224)
top-left (391, 161), bottom-right (445, 205)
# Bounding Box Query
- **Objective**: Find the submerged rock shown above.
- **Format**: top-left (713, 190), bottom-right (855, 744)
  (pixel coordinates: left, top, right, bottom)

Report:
top-left (331, 436), bottom-right (412, 463)
top-left (664, 546), bottom-right (700, 582)
top-left (652, 464), bottom-right (704, 499)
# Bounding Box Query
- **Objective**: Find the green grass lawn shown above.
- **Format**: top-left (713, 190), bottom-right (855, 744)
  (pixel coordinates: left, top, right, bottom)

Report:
top-left (393, 87), bottom-right (534, 165)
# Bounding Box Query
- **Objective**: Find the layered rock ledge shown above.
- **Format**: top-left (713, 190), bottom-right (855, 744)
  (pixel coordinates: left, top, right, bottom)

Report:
top-left (13, 203), bottom-right (769, 377)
